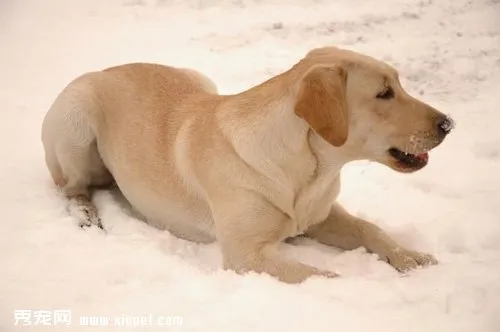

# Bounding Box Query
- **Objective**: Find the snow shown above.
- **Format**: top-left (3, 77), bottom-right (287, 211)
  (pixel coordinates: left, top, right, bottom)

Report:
top-left (1, 0), bottom-right (500, 331)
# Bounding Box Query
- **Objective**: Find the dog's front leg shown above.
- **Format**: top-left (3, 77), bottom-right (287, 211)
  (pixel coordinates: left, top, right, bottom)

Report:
top-left (211, 190), bottom-right (338, 283)
top-left (305, 203), bottom-right (437, 272)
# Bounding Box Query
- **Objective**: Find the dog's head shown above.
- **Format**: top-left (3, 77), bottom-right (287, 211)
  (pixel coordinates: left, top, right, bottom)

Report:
top-left (293, 46), bottom-right (454, 173)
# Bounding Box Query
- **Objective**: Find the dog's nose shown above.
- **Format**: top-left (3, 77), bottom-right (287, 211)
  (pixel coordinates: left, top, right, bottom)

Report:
top-left (436, 115), bottom-right (454, 136)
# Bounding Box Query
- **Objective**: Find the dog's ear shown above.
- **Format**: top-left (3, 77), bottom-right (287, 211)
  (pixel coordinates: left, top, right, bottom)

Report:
top-left (294, 64), bottom-right (348, 147)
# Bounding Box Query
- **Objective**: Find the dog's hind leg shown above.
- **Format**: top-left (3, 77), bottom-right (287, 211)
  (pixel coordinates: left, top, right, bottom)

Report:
top-left (42, 74), bottom-right (112, 231)
top-left (46, 138), bottom-right (110, 231)
top-left (62, 162), bottom-right (108, 231)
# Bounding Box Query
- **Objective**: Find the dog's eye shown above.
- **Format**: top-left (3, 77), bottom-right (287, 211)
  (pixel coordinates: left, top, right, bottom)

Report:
top-left (376, 87), bottom-right (394, 100)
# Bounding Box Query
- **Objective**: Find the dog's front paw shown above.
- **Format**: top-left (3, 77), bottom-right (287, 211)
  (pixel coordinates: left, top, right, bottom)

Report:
top-left (384, 248), bottom-right (437, 272)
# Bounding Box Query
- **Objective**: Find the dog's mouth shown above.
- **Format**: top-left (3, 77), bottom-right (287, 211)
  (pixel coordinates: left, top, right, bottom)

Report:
top-left (388, 147), bottom-right (429, 172)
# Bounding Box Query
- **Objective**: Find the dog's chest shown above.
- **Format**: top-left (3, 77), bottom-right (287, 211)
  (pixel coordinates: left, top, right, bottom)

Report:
top-left (291, 172), bottom-right (340, 234)
top-left (278, 152), bottom-right (340, 235)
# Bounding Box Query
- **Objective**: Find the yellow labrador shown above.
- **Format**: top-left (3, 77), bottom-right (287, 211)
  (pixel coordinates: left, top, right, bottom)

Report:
top-left (41, 46), bottom-right (454, 283)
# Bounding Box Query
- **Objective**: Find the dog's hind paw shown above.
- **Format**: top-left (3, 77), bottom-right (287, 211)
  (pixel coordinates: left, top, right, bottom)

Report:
top-left (68, 197), bottom-right (106, 232)
top-left (78, 215), bottom-right (105, 231)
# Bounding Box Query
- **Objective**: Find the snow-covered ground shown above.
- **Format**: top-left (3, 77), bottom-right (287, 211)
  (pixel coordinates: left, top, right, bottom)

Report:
top-left (1, 0), bottom-right (500, 331)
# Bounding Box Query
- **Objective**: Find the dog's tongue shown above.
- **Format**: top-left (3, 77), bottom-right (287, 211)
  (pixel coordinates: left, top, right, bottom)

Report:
top-left (417, 152), bottom-right (429, 162)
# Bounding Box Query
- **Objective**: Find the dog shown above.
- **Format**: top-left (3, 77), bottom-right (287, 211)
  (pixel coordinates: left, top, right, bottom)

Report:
top-left (41, 46), bottom-right (454, 283)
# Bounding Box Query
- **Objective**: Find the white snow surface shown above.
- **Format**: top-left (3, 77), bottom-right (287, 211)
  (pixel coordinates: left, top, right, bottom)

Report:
top-left (1, 0), bottom-right (500, 331)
